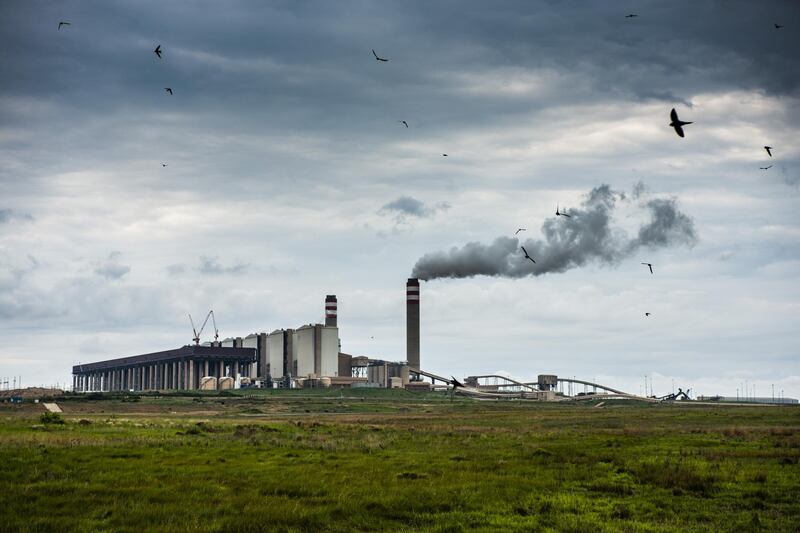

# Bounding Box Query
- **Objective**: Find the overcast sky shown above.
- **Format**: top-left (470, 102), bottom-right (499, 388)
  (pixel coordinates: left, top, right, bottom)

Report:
top-left (1, 0), bottom-right (798, 398)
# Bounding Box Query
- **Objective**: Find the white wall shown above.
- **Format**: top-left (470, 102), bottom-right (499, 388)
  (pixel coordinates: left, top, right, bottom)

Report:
top-left (321, 327), bottom-right (339, 377)
top-left (266, 331), bottom-right (284, 378)
top-left (294, 327), bottom-right (315, 377)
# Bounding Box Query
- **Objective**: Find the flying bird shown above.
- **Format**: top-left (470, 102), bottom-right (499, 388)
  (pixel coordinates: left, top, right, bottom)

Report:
top-left (641, 262), bottom-right (653, 274)
top-left (521, 246), bottom-right (536, 264)
top-left (645, 312), bottom-right (651, 317)
top-left (442, 153), bottom-right (448, 157)
top-left (58, 21), bottom-right (71, 30)
top-left (161, 163), bottom-right (168, 167)
top-left (625, 14), bottom-right (638, 18)
top-left (774, 23), bottom-right (783, 29)
top-left (398, 120), bottom-right (408, 128)
top-left (764, 146), bottom-right (773, 157)
top-left (154, 45), bottom-right (162, 59)
top-left (669, 108), bottom-right (692, 138)
top-left (515, 228), bottom-right (526, 235)
top-left (164, 87), bottom-right (173, 95)
top-left (556, 204), bottom-right (571, 218)
top-left (372, 49), bottom-right (388, 62)
top-left (759, 165), bottom-right (772, 170)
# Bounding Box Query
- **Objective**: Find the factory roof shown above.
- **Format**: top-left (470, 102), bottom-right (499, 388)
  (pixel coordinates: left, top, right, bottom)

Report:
top-left (73, 345), bottom-right (256, 374)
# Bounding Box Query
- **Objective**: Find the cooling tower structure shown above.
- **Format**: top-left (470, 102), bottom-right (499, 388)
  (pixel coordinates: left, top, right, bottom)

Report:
top-left (406, 278), bottom-right (420, 370)
top-left (325, 295), bottom-right (337, 327)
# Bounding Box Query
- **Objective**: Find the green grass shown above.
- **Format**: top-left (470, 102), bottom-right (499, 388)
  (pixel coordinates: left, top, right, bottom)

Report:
top-left (1, 393), bottom-right (799, 532)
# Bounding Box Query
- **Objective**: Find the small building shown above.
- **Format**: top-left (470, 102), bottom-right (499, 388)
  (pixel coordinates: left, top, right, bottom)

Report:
top-left (367, 361), bottom-right (409, 388)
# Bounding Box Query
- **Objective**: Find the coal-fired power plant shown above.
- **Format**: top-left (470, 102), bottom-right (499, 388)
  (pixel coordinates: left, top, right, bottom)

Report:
top-left (71, 283), bottom-right (428, 393)
top-left (67, 277), bottom-right (739, 403)
top-left (406, 278), bottom-right (420, 370)
top-left (325, 295), bottom-right (337, 327)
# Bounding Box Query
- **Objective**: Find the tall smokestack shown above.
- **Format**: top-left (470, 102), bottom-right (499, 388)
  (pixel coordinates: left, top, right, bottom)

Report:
top-left (406, 278), bottom-right (420, 369)
top-left (325, 295), bottom-right (337, 327)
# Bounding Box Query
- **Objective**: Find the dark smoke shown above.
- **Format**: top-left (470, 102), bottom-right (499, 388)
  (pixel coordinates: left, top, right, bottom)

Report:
top-left (411, 184), bottom-right (696, 281)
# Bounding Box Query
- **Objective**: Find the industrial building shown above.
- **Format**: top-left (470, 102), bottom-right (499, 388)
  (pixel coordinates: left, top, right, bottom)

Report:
top-left (71, 344), bottom-right (256, 393)
top-left (73, 284), bottom-right (423, 392)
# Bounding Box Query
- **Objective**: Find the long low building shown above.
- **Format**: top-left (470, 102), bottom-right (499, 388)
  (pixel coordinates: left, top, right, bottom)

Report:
top-left (72, 345), bottom-right (256, 392)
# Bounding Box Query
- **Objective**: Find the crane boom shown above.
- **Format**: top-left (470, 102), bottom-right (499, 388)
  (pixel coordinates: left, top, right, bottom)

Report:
top-left (189, 314), bottom-right (200, 345)
top-left (189, 310), bottom-right (215, 345)
top-left (209, 310), bottom-right (219, 341)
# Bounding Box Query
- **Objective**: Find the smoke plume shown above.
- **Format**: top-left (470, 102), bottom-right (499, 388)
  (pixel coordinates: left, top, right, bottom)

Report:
top-left (411, 184), bottom-right (696, 281)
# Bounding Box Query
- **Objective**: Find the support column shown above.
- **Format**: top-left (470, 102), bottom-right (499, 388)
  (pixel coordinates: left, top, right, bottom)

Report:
top-left (203, 360), bottom-right (209, 378)
top-left (188, 360), bottom-right (195, 390)
top-left (218, 361), bottom-right (224, 378)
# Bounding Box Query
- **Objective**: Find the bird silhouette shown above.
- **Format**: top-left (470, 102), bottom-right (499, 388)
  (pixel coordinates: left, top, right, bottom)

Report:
top-left (398, 120), bottom-right (408, 128)
top-left (442, 153), bottom-right (448, 157)
top-left (154, 45), bottom-right (162, 58)
top-left (164, 87), bottom-right (173, 95)
top-left (58, 21), bottom-right (71, 30)
top-left (774, 23), bottom-right (783, 29)
top-left (515, 228), bottom-right (526, 235)
top-left (645, 312), bottom-right (651, 317)
top-left (669, 108), bottom-right (692, 138)
top-left (161, 163), bottom-right (168, 167)
top-left (625, 14), bottom-right (638, 18)
top-left (641, 262), bottom-right (653, 274)
top-left (760, 165), bottom-right (772, 170)
top-left (556, 204), bottom-right (571, 218)
top-left (764, 146), bottom-right (773, 157)
top-left (521, 246), bottom-right (536, 264)
top-left (372, 49), bottom-right (388, 62)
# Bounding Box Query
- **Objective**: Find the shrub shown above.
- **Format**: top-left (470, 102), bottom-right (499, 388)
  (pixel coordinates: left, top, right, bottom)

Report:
top-left (40, 412), bottom-right (65, 425)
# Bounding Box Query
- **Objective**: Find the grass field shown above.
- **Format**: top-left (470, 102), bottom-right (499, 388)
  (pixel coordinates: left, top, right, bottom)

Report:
top-left (1, 390), bottom-right (799, 532)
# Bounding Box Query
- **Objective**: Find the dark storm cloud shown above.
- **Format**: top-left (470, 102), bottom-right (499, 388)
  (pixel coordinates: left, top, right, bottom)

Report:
top-left (411, 184), bottom-right (697, 280)
top-left (1, 0), bottom-right (798, 203)
top-left (198, 256), bottom-right (249, 276)
top-left (2, 1), bottom-right (798, 133)
top-left (94, 252), bottom-right (130, 280)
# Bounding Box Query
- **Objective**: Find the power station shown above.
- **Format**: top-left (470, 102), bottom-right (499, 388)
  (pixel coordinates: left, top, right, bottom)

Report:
top-left (70, 278), bottom-right (775, 404)
top-left (73, 279), bottom-right (425, 393)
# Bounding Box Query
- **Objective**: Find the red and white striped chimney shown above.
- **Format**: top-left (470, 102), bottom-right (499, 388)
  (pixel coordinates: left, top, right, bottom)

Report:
top-left (406, 278), bottom-right (420, 369)
top-left (325, 295), bottom-right (337, 327)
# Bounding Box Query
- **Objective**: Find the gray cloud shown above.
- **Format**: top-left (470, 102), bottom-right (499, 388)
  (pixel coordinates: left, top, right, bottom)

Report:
top-left (166, 263), bottom-right (186, 276)
top-left (0, 209), bottom-right (33, 224)
top-left (780, 166), bottom-right (799, 187)
top-left (412, 184), bottom-right (697, 280)
top-left (378, 196), bottom-right (451, 222)
top-left (198, 256), bottom-right (249, 275)
top-left (94, 252), bottom-right (131, 280)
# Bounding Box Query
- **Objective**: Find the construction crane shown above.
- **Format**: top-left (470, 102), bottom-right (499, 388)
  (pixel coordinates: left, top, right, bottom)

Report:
top-left (188, 310), bottom-right (219, 345)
